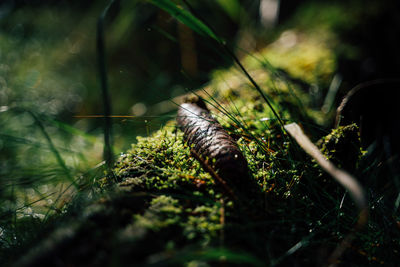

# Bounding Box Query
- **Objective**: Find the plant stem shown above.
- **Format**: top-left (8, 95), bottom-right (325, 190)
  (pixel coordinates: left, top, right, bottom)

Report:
top-left (97, 0), bottom-right (116, 168)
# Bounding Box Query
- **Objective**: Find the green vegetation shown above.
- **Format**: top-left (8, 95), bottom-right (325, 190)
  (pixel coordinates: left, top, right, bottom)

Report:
top-left (1, 0), bottom-right (399, 266)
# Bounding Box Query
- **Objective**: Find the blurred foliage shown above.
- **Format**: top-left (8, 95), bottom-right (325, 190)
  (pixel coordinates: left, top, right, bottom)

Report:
top-left (1, 0), bottom-right (400, 265)
top-left (0, 0), bottom-right (262, 258)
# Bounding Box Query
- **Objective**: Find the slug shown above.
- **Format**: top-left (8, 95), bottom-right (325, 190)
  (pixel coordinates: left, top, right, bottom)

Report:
top-left (177, 97), bottom-right (249, 185)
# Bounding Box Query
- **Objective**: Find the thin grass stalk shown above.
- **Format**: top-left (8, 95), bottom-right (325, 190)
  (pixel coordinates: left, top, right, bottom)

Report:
top-left (180, 0), bottom-right (285, 129)
top-left (28, 111), bottom-right (78, 188)
top-left (97, 0), bottom-right (116, 168)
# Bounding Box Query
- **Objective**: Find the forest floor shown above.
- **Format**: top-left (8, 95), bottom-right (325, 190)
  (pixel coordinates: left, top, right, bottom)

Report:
top-left (12, 27), bottom-right (400, 266)
top-left (2, 1), bottom-right (400, 266)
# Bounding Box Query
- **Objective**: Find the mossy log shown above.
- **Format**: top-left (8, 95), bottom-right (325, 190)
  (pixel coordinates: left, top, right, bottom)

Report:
top-left (16, 30), bottom-right (375, 267)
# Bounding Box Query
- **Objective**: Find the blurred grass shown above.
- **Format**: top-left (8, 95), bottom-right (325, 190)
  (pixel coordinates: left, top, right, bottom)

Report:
top-left (0, 0), bottom-right (256, 257)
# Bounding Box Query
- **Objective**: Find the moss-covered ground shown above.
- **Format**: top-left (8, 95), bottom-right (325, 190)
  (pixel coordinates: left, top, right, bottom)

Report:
top-left (4, 3), bottom-right (400, 265)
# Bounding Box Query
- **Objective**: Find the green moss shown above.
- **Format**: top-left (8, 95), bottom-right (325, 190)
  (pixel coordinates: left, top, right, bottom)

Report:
top-left (134, 196), bottom-right (183, 230)
top-left (95, 26), bottom-right (351, 265)
top-left (109, 33), bottom-right (335, 202)
top-left (14, 16), bottom-right (377, 265)
top-left (5, 2), bottom-right (399, 266)
top-left (122, 194), bottom-right (223, 248)
top-left (105, 124), bottom-right (228, 249)
top-left (246, 33), bottom-right (336, 86)
top-left (111, 126), bottom-right (215, 193)
top-left (318, 123), bottom-right (362, 171)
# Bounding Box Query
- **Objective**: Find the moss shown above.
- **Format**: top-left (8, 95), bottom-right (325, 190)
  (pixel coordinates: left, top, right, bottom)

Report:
top-left (244, 31), bottom-right (336, 86)
top-left (132, 195), bottom-right (221, 241)
top-left (105, 125), bottom-right (227, 250)
top-left (87, 26), bottom-right (349, 265)
top-left (207, 29), bottom-right (337, 129)
top-left (134, 196), bottom-right (183, 231)
top-left (15, 21), bottom-right (377, 266)
top-left (111, 126), bottom-right (215, 194)
top-left (318, 123), bottom-right (362, 172)
top-left (107, 37), bottom-right (334, 202)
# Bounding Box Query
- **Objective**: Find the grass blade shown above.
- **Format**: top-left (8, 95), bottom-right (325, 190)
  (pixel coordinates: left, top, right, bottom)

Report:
top-left (180, 0), bottom-right (285, 129)
top-left (97, 0), bottom-right (116, 168)
top-left (149, 0), bottom-right (220, 41)
top-left (28, 111), bottom-right (78, 188)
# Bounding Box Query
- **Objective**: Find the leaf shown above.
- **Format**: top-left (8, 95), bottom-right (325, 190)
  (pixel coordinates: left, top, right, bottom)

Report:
top-left (149, 0), bottom-right (220, 41)
top-left (216, 0), bottom-right (241, 21)
top-left (47, 118), bottom-right (99, 145)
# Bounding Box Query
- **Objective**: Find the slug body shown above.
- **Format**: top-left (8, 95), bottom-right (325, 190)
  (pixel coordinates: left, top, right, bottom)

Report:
top-left (177, 98), bottom-right (249, 184)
